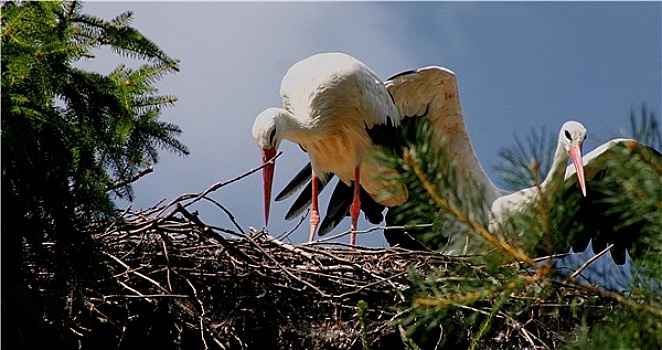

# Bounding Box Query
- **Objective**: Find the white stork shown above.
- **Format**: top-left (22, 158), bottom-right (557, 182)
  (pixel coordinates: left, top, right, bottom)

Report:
top-left (269, 57), bottom-right (661, 294)
top-left (273, 62), bottom-right (588, 250)
top-left (489, 120), bottom-right (587, 225)
top-left (252, 52), bottom-right (402, 245)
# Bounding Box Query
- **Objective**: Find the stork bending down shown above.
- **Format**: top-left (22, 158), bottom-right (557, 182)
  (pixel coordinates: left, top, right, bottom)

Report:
top-left (252, 52), bottom-right (402, 245)
top-left (266, 55), bottom-right (661, 295)
top-left (275, 62), bottom-right (588, 250)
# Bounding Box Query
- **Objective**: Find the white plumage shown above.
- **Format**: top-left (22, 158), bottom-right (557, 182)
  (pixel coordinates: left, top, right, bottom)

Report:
top-left (262, 54), bottom-right (660, 295)
top-left (252, 52), bottom-right (402, 245)
top-left (385, 68), bottom-right (588, 222)
top-left (256, 53), bottom-right (648, 253)
top-left (384, 66), bottom-right (507, 205)
top-left (490, 121), bottom-right (587, 224)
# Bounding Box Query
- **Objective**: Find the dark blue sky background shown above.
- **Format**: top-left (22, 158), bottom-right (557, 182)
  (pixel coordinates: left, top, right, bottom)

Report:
top-left (80, 1), bottom-right (661, 247)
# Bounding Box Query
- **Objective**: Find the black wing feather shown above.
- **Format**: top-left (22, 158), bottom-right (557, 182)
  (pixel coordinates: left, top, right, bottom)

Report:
top-left (318, 181), bottom-right (354, 236)
top-left (275, 163), bottom-right (312, 202)
top-left (318, 182), bottom-right (386, 236)
top-left (283, 175), bottom-right (330, 221)
top-left (386, 69), bottom-right (417, 82)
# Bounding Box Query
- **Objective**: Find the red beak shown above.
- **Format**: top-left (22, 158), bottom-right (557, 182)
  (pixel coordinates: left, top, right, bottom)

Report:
top-left (568, 144), bottom-right (586, 197)
top-left (261, 148), bottom-right (277, 226)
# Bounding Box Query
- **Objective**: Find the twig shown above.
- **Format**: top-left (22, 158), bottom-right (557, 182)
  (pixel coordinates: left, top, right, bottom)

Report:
top-left (107, 166), bottom-right (154, 191)
top-left (159, 152), bottom-right (282, 214)
top-left (568, 243), bottom-right (614, 280)
top-left (403, 150), bottom-right (536, 267)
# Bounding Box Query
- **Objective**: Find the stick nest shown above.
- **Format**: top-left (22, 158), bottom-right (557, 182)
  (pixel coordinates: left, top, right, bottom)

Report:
top-left (80, 200), bottom-right (623, 350)
top-left (85, 201), bottom-right (462, 350)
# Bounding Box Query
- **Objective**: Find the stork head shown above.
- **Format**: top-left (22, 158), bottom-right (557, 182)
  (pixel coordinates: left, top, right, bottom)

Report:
top-left (252, 108), bottom-right (288, 226)
top-left (560, 121), bottom-right (587, 196)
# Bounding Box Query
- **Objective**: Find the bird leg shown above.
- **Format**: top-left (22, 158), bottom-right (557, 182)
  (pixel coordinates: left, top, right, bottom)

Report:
top-left (308, 176), bottom-right (320, 242)
top-left (349, 165), bottom-right (361, 246)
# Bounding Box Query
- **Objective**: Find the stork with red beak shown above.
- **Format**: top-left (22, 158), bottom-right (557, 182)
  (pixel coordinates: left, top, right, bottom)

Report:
top-left (252, 52), bottom-right (401, 245)
top-left (265, 60), bottom-right (589, 249)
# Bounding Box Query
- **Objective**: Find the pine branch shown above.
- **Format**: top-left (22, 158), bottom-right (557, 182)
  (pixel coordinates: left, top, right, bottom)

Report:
top-left (107, 165), bottom-right (153, 191)
top-left (402, 149), bottom-right (535, 266)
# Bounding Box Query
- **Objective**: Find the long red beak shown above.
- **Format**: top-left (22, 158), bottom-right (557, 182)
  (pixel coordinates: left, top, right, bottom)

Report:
top-left (568, 144), bottom-right (586, 197)
top-left (261, 148), bottom-right (277, 226)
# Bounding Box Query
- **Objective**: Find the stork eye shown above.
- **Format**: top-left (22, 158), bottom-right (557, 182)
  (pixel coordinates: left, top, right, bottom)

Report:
top-left (564, 130), bottom-right (572, 140)
top-left (268, 128), bottom-right (277, 145)
top-left (583, 133), bottom-right (587, 141)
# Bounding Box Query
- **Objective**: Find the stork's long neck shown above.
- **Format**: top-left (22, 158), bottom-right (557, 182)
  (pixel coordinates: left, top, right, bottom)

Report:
top-left (277, 108), bottom-right (316, 144)
top-left (540, 138), bottom-right (569, 195)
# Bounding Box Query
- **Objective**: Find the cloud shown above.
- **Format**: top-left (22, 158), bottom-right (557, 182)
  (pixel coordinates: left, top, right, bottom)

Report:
top-left (79, 2), bottom-right (660, 247)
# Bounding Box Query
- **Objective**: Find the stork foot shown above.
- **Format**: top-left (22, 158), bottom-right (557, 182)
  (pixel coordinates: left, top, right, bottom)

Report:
top-left (349, 166), bottom-right (361, 247)
top-left (309, 176), bottom-right (320, 242)
top-left (309, 208), bottom-right (320, 242)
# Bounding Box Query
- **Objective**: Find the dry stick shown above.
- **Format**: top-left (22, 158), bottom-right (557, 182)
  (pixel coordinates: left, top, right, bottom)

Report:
top-left (202, 222), bottom-right (247, 238)
top-left (567, 243), bottom-right (614, 280)
top-left (532, 252), bottom-right (572, 262)
top-left (242, 234), bottom-right (331, 297)
top-left (266, 236), bottom-right (400, 299)
top-left (98, 210), bottom-right (455, 346)
top-left (291, 245), bottom-right (412, 289)
top-left (173, 269), bottom-right (211, 350)
top-left (203, 196), bottom-right (246, 234)
top-left (559, 277), bottom-right (662, 318)
top-left (101, 193), bottom-right (656, 348)
top-left (86, 302), bottom-right (122, 331)
top-left (403, 150), bottom-right (536, 267)
top-left (302, 225), bottom-right (379, 247)
top-left (161, 239), bottom-right (173, 291)
top-left (414, 272), bottom-right (545, 309)
top-left (116, 280), bottom-right (146, 297)
top-left (306, 228), bottom-right (353, 245)
top-left (495, 310), bottom-right (551, 350)
top-left (333, 274), bottom-right (407, 299)
top-left (309, 223), bottom-right (434, 246)
top-left (264, 235), bottom-right (316, 261)
top-left (97, 207), bottom-right (133, 239)
top-left (176, 203), bottom-right (258, 265)
top-left (159, 151), bottom-right (283, 215)
top-left (294, 246), bottom-right (397, 282)
top-left (104, 293), bottom-right (190, 299)
top-left (518, 324), bottom-right (538, 350)
top-left (117, 206), bottom-right (180, 242)
top-left (107, 166), bottom-right (154, 191)
top-left (562, 245), bottom-right (662, 314)
top-left (105, 252), bottom-right (174, 295)
top-left (276, 210), bottom-right (309, 241)
top-left (295, 265), bottom-right (356, 272)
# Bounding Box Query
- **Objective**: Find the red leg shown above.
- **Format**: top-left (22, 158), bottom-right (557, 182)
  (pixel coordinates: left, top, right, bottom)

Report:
top-left (349, 165), bottom-right (361, 246)
top-left (308, 176), bottom-right (320, 242)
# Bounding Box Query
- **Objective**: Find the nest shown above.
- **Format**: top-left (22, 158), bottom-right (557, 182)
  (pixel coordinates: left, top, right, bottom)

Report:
top-left (83, 201), bottom-right (462, 350)
top-left (71, 172), bottom-right (644, 350)
top-left (79, 199), bottom-right (633, 350)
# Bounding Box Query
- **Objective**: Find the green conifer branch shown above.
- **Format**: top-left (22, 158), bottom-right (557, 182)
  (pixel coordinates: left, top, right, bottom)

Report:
top-left (356, 300), bottom-right (371, 350)
top-left (402, 149), bottom-right (536, 266)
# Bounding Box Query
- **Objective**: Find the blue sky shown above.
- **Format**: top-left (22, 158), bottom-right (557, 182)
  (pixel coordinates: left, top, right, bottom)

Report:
top-left (80, 1), bottom-right (661, 247)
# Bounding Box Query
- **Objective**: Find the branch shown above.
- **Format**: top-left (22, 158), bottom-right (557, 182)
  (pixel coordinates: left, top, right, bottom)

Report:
top-left (107, 166), bottom-right (153, 191)
top-left (403, 149), bottom-right (536, 267)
